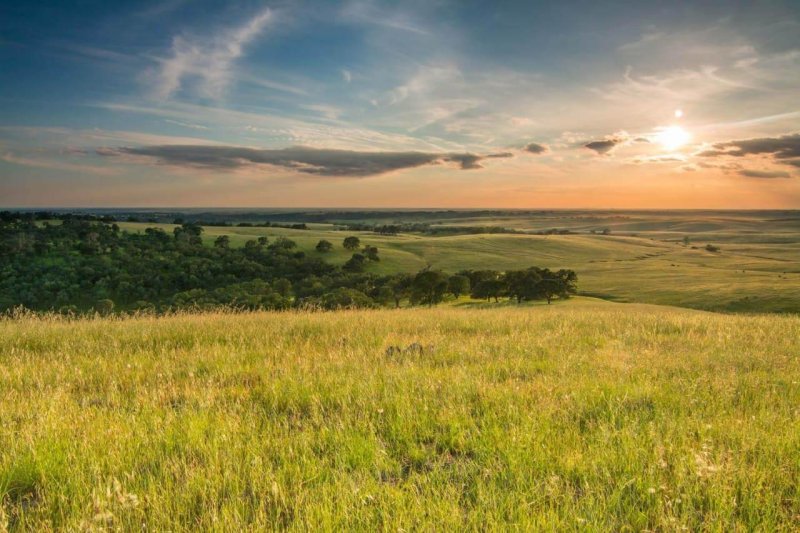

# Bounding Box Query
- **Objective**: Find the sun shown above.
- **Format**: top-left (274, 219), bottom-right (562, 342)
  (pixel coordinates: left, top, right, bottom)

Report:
top-left (657, 126), bottom-right (691, 151)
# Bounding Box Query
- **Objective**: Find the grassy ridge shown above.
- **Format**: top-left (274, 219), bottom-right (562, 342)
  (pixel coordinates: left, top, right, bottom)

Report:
top-left (119, 221), bottom-right (800, 312)
top-left (1, 300), bottom-right (798, 529)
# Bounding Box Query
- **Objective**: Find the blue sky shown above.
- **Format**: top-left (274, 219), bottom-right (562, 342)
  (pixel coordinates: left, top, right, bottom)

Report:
top-left (1, 0), bottom-right (799, 207)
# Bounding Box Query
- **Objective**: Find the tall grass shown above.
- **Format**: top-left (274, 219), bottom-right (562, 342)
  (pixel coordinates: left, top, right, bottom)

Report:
top-left (1, 302), bottom-right (798, 530)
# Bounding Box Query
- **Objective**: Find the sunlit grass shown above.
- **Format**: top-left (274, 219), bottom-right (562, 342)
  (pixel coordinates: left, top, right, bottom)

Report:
top-left (1, 301), bottom-right (798, 529)
top-left (117, 221), bottom-right (800, 313)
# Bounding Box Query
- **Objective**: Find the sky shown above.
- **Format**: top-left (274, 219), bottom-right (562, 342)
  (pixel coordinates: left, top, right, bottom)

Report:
top-left (0, 0), bottom-right (799, 208)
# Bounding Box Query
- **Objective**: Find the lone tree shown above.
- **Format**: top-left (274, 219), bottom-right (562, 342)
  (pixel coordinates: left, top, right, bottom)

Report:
top-left (343, 236), bottom-right (361, 250)
top-left (316, 239), bottom-right (333, 253)
top-left (412, 270), bottom-right (449, 307)
top-left (447, 274), bottom-right (471, 299)
top-left (257, 236), bottom-right (268, 246)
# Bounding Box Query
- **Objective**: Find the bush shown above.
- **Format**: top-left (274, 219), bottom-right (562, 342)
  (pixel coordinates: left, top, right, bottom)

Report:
top-left (319, 288), bottom-right (375, 310)
top-left (95, 299), bottom-right (115, 315)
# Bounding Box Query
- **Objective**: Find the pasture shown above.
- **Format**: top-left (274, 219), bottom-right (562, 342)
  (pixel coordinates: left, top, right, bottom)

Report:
top-left (119, 210), bottom-right (800, 312)
top-left (1, 300), bottom-right (798, 529)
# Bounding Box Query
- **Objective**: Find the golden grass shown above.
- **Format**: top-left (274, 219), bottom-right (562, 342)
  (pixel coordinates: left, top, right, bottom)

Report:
top-left (1, 302), bottom-right (799, 530)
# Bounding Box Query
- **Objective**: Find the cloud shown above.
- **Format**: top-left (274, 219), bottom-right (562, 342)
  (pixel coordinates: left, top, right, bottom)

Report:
top-left (339, 1), bottom-right (430, 35)
top-left (105, 145), bottom-right (513, 177)
top-left (151, 7), bottom-right (272, 100)
top-left (629, 155), bottom-right (686, 164)
top-left (1, 151), bottom-right (118, 176)
top-left (696, 133), bottom-right (800, 178)
top-left (584, 133), bottom-right (629, 155)
top-left (698, 133), bottom-right (800, 160)
top-left (524, 142), bottom-right (548, 154)
top-left (164, 119), bottom-right (209, 131)
top-left (739, 169), bottom-right (791, 179)
top-left (341, 69), bottom-right (352, 83)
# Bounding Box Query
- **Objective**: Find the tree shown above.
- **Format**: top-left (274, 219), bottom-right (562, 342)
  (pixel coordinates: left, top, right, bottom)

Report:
top-left (316, 239), bottom-right (333, 253)
top-left (272, 237), bottom-right (296, 250)
top-left (683, 236), bottom-right (691, 246)
top-left (95, 298), bottom-right (115, 315)
top-left (536, 278), bottom-right (561, 304)
top-left (343, 253), bottom-right (366, 273)
top-left (386, 274), bottom-right (413, 308)
top-left (447, 275), bottom-right (470, 299)
top-left (214, 235), bottom-right (230, 248)
top-left (343, 236), bottom-right (361, 250)
top-left (363, 245), bottom-right (379, 261)
top-left (504, 269), bottom-right (542, 303)
top-left (257, 236), bottom-right (269, 246)
top-left (411, 270), bottom-right (449, 307)
top-left (472, 279), bottom-right (505, 302)
top-left (320, 288), bottom-right (375, 310)
top-left (174, 223), bottom-right (203, 246)
top-left (273, 278), bottom-right (293, 297)
top-left (531, 268), bottom-right (577, 304)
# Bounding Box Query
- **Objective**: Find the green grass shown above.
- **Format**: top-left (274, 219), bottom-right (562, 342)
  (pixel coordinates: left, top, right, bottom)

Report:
top-left (118, 220), bottom-right (800, 313)
top-left (1, 300), bottom-right (799, 530)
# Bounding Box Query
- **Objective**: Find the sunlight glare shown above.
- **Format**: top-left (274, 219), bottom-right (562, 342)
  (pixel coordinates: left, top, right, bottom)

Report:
top-left (657, 126), bottom-right (690, 151)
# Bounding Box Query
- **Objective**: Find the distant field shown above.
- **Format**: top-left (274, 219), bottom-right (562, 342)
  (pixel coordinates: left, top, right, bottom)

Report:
top-left (2, 300), bottom-right (798, 529)
top-left (119, 211), bottom-right (800, 313)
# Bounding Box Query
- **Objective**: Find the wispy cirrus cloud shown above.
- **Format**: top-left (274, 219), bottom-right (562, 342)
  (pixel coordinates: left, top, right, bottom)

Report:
top-left (103, 145), bottom-right (514, 177)
top-left (0, 151), bottom-right (119, 176)
top-left (339, 1), bottom-right (430, 35)
top-left (149, 7), bottom-right (273, 100)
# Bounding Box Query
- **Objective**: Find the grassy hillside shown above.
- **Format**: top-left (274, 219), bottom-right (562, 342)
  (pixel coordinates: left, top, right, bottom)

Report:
top-left (119, 221), bottom-right (800, 312)
top-left (2, 301), bottom-right (798, 530)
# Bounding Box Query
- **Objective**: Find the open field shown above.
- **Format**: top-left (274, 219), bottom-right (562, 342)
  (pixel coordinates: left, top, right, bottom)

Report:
top-left (1, 299), bottom-right (798, 529)
top-left (118, 210), bottom-right (800, 313)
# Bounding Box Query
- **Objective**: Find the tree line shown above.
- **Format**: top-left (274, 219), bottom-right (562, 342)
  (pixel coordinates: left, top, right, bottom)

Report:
top-left (0, 216), bottom-right (576, 314)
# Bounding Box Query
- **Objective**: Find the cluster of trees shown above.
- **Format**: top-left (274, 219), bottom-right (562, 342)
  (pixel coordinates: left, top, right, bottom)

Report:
top-left (314, 236), bottom-right (380, 273)
top-left (176, 219), bottom-right (308, 230)
top-left (0, 216), bottom-right (576, 314)
top-left (398, 267), bottom-right (578, 307)
top-left (337, 222), bottom-right (526, 236)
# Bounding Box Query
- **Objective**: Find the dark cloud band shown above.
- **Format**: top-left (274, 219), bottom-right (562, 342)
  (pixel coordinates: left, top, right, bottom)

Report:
top-left (739, 169), bottom-right (790, 179)
top-left (698, 133), bottom-right (800, 160)
top-left (104, 145), bottom-right (513, 177)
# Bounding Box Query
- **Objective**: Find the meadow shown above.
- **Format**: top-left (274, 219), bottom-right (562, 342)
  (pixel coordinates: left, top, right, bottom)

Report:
top-left (1, 299), bottom-right (798, 530)
top-left (119, 210), bottom-right (800, 313)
